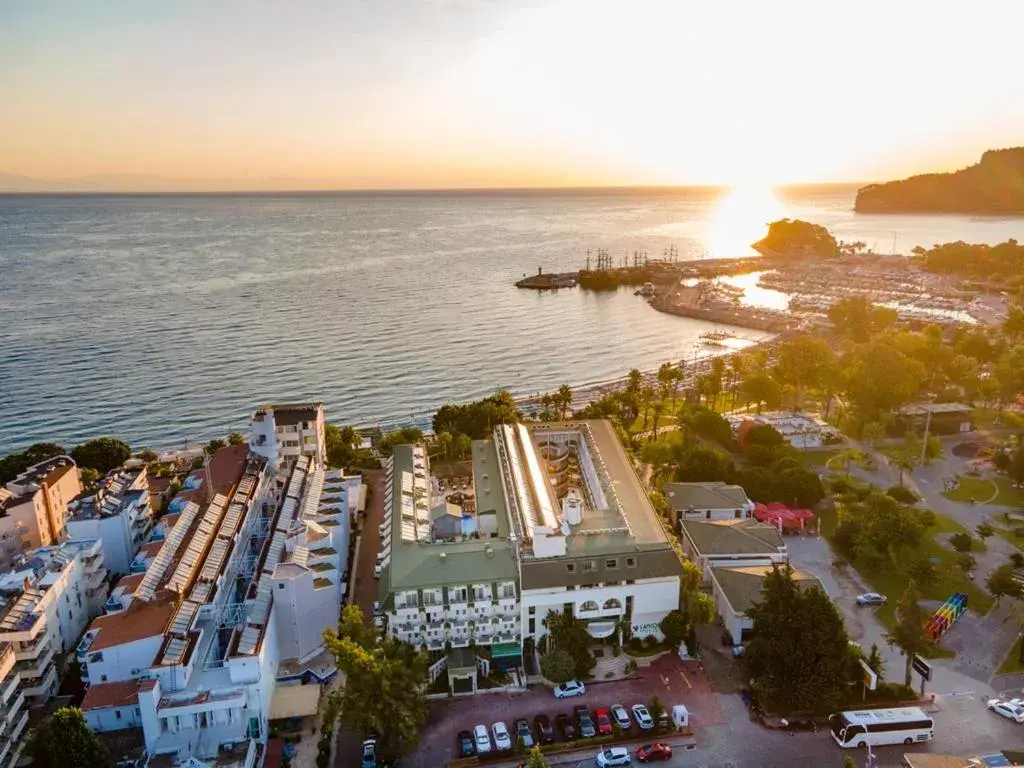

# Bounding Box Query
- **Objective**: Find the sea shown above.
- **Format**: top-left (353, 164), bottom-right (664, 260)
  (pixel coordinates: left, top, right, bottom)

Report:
top-left (2, 185), bottom-right (1023, 454)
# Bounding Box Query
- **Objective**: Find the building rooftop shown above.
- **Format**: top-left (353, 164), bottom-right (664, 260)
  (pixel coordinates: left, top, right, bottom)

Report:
top-left (897, 402), bottom-right (973, 416)
top-left (711, 565), bottom-right (821, 615)
top-left (681, 518), bottom-right (785, 556)
top-left (88, 597), bottom-right (175, 651)
top-left (8, 455), bottom-right (77, 491)
top-left (81, 679), bottom-right (157, 711)
top-left (663, 482), bottom-right (753, 513)
top-left (254, 402), bottom-right (323, 427)
top-left (114, 572), bottom-right (145, 592)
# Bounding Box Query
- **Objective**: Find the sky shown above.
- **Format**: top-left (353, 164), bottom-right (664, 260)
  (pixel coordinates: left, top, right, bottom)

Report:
top-left (1, 0), bottom-right (1023, 191)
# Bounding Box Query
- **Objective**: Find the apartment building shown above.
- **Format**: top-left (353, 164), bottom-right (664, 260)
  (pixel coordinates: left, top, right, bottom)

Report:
top-left (0, 538), bottom-right (106, 706)
top-left (0, 642), bottom-right (29, 768)
top-left (270, 461), bottom-right (359, 671)
top-left (67, 465), bottom-right (154, 576)
top-left (249, 402), bottom-right (326, 471)
top-left (497, 421), bottom-right (683, 645)
top-left (0, 456), bottom-right (81, 570)
top-left (77, 448), bottom-right (297, 767)
top-left (379, 444), bottom-right (521, 688)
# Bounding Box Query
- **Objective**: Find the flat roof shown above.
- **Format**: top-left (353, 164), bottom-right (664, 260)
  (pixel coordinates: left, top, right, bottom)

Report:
top-left (681, 519), bottom-right (784, 556)
top-left (663, 482), bottom-right (752, 512)
top-left (897, 402), bottom-right (972, 416)
top-left (711, 565), bottom-right (821, 615)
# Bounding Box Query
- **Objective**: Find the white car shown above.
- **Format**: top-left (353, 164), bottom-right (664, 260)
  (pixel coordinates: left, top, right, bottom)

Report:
top-left (631, 704), bottom-right (654, 730)
top-left (856, 592), bottom-right (887, 606)
top-left (553, 680), bottom-right (586, 699)
top-left (373, 563), bottom-right (383, 579)
top-left (986, 698), bottom-right (1024, 723)
top-left (472, 724), bottom-right (492, 754)
top-left (610, 703), bottom-right (631, 730)
top-left (372, 601), bottom-right (382, 617)
top-left (596, 746), bottom-right (632, 766)
top-left (491, 720), bottom-right (512, 751)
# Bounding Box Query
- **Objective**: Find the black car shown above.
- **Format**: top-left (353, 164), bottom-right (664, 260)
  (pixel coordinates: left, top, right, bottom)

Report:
top-left (533, 714), bottom-right (554, 745)
top-left (573, 704), bottom-right (596, 738)
top-left (456, 729), bottom-right (475, 758)
top-left (514, 719), bottom-right (534, 748)
top-left (554, 713), bottom-right (576, 741)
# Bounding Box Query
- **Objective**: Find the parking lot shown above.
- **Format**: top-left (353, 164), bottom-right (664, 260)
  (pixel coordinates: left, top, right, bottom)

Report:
top-left (410, 655), bottom-right (722, 766)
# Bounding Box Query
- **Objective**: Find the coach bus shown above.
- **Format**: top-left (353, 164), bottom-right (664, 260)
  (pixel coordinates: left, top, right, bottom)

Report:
top-left (829, 707), bottom-right (934, 749)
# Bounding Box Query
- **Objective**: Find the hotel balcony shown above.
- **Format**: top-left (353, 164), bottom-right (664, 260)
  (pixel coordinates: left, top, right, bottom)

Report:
top-left (19, 663), bottom-right (57, 700)
top-left (14, 640), bottom-right (54, 680)
top-left (0, 648), bottom-right (12, 683)
top-left (12, 633), bottom-right (49, 663)
top-left (85, 568), bottom-right (106, 591)
top-left (0, 709), bottom-right (28, 768)
top-left (0, 688), bottom-right (26, 738)
top-left (0, 671), bottom-right (21, 712)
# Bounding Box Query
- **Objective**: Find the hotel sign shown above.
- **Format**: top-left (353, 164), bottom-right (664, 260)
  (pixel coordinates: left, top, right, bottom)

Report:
top-left (631, 620), bottom-right (663, 639)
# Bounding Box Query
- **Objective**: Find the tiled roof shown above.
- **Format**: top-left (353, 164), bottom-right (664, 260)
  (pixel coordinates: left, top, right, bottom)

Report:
top-left (138, 541), bottom-right (164, 558)
top-left (81, 679), bottom-right (157, 710)
top-left (88, 598), bottom-right (175, 651)
top-left (114, 573), bottom-right (146, 592)
top-left (201, 445), bottom-right (249, 497)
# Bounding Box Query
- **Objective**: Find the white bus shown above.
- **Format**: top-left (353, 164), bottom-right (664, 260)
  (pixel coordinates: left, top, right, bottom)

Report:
top-left (828, 707), bottom-right (934, 749)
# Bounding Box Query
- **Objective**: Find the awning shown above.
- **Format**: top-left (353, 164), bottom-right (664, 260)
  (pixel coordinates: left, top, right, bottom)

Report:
top-left (492, 642), bottom-right (522, 659)
top-left (269, 684), bottom-right (320, 720)
top-left (585, 621), bottom-right (617, 639)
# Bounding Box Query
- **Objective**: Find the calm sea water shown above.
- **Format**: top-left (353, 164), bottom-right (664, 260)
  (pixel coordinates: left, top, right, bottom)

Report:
top-left (1, 187), bottom-right (1022, 453)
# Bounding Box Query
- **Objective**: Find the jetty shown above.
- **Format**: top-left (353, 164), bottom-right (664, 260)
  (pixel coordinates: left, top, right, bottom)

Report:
top-left (515, 267), bottom-right (579, 289)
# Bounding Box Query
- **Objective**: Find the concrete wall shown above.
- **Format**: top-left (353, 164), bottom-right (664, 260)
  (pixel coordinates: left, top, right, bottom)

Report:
top-left (67, 514), bottom-right (134, 576)
top-left (87, 636), bottom-right (163, 685)
top-left (271, 568), bottom-right (338, 662)
top-left (86, 703), bottom-right (143, 732)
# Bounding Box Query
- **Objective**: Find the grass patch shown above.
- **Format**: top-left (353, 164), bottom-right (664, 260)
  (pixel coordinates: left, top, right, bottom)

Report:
top-left (991, 476), bottom-right (1024, 507)
top-left (801, 448), bottom-right (841, 466)
top-left (819, 506), bottom-right (994, 639)
top-left (941, 475), bottom-right (997, 504)
top-left (992, 524), bottom-right (1024, 551)
top-left (996, 637), bottom-right (1024, 676)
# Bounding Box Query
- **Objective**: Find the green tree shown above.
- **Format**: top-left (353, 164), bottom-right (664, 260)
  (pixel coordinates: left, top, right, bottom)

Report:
top-left (866, 643), bottom-right (886, 683)
top-left (539, 647), bottom-right (576, 683)
top-left (1008, 447), bottom-right (1024, 486)
top-left (647, 695), bottom-right (666, 730)
top-left (651, 401), bottom-right (664, 439)
top-left (377, 427), bottom-right (425, 456)
top-left (70, 437), bottom-right (131, 474)
top-left (137, 449), bottom-right (159, 462)
top-left (674, 446), bottom-right (735, 483)
top-left (324, 605), bottom-right (428, 762)
top-left (78, 467), bottom-right (100, 488)
top-left (0, 442), bottom-right (68, 484)
top-left (949, 532), bottom-right (973, 552)
top-left (204, 438), bottom-right (227, 456)
top-left (325, 424), bottom-right (360, 468)
top-left (525, 746), bottom-right (552, 768)
top-left (543, 609), bottom-right (595, 679)
top-left (774, 335), bottom-right (833, 410)
top-left (905, 557), bottom-right (938, 588)
top-left (454, 433), bottom-right (473, 459)
top-left (28, 706), bottom-right (113, 768)
top-left (433, 390), bottom-right (521, 439)
top-left (739, 373), bottom-right (781, 414)
top-left (775, 467), bottom-right (825, 508)
top-left (975, 523), bottom-right (995, 542)
top-left (885, 581), bottom-right (930, 687)
top-left (659, 610), bottom-right (689, 649)
top-left (745, 565), bottom-right (854, 712)
top-left (844, 342), bottom-right (924, 421)
top-left (657, 362), bottom-right (676, 408)
top-left (627, 368), bottom-right (643, 395)
top-left (556, 384), bottom-right (574, 419)
top-left (987, 563), bottom-right (1024, 604)
top-left (434, 431), bottom-right (454, 460)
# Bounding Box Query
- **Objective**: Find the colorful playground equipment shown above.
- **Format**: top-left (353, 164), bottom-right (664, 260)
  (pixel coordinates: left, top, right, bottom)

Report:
top-left (925, 592), bottom-right (968, 642)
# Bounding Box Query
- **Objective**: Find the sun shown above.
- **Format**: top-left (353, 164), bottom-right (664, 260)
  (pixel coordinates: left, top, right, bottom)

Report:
top-left (704, 186), bottom-right (788, 258)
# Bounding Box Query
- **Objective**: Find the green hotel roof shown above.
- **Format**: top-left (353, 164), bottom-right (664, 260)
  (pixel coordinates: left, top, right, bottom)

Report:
top-left (380, 442), bottom-right (516, 595)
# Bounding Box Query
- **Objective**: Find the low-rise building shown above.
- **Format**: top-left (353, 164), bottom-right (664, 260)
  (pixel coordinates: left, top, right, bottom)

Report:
top-left (249, 402), bottom-right (326, 471)
top-left (0, 538), bottom-right (107, 705)
top-left (67, 465), bottom-right (154, 576)
top-left (0, 456), bottom-right (81, 571)
top-left (679, 518), bottom-right (787, 581)
top-left (710, 564), bottom-right (822, 644)
top-left (663, 481), bottom-right (754, 523)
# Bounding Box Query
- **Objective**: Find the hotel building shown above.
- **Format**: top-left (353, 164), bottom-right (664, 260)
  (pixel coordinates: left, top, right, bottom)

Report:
top-left (0, 456), bottom-right (80, 571)
top-left (248, 403), bottom-right (326, 472)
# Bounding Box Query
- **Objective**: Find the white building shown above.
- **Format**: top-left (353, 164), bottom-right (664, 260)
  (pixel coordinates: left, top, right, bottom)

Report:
top-left (0, 642), bottom-right (29, 768)
top-left (67, 465), bottom-right (154, 576)
top-left (678, 518), bottom-right (787, 582)
top-left (500, 422), bottom-right (683, 646)
top-left (0, 538), bottom-right (107, 705)
top-left (78, 452), bottom-right (281, 767)
top-left (249, 402), bottom-right (326, 472)
top-left (663, 481), bottom-right (755, 523)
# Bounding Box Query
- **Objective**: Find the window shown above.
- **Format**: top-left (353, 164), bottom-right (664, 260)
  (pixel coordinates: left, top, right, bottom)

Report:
top-left (581, 560), bottom-right (597, 573)
top-left (626, 557), bottom-right (636, 568)
top-left (278, 583), bottom-right (284, 589)
top-left (528, 618), bottom-right (535, 634)
top-left (579, 600), bottom-right (599, 612)
top-left (604, 559), bottom-right (618, 570)
top-left (528, 606), bottom-right (535, 615)
top-left (101, 675), bottom-right (107, 682)
top-left (116, 711), bottom-right (122, 720)
top-left (603, 598), bottom-right (622, 610)
top-left (565, 563), bottom-right (575, 573)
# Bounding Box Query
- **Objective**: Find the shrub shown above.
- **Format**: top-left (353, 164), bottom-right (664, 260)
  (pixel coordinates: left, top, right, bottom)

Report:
top-left (886, 484), bottom-right (918, 503)
top-left (949, 532), bottom-right (973, 552)
top-left (316, 752), bottom-right (329, 768)
top-left (955, 553), bottom-right (976, 573)
top-left (830, 477), bottom-right (855, 495)
top-left (1011, 552), bottom-right (1024, 568)
top-left (1014, 526), bottom-right (1024, 538)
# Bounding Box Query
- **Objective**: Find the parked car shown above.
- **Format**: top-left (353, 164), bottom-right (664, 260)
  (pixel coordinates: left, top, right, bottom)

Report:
top-left (731, 644), bottom-right (745, 657)
top-left (574, 704), bottom-right (596, 738)
top-left (856, 592), bottom-right (887, 606)
top-left (373, 562), bottom-right (383, 579)
top-left (636, 742), bottom-right (672, 762)
top-left (553, 679), bottom-right (586, 699)
top-left (534, 714), bottom-right (554, 744)
top-left (594, 706), bottom-right (613, 736)
top-left (456, 730), bottom-right (475, 758)
top-left (492, 721), bottom-right (512, 751)
top-left (986, 698), bottom-right (1024, 723)
top-left (610, 703), bottom-right (631, 730)
top-left (555, 713), bottom-right (576, 741)
top-left (372, 601), bottom-right (382, 617)
top-left (473, 724), bottom-right (492, 754)
top-left (596, 747), bottom-right (633, 767)
top-left (631, 704), bottom-right (654, 730)
top-left (514, 718), bottom-right (534, 748)
top-left (361, 739), bottom-right (377, 768)
top-left (372, 614), bottom-right (385, 630)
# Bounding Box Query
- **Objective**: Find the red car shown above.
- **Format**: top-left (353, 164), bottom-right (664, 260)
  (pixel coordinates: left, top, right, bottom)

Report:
top-left (593, 707), bottom-right (613, 736)
top-left (636, 742), bottom-right (672, 762)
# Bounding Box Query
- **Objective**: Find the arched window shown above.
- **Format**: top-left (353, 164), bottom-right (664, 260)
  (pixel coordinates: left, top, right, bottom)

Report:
top-left (603, 598), bottom-right (622, 610)
top-left (579, 600), bottom-right (599, 612)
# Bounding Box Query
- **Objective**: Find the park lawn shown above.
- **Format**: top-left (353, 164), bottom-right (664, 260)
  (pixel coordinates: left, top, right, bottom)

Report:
top-left (972, 407), bottom-right (1024, 431)
top-left (941, 475), bottom-right (997, 504)
top-left (996, 638), bottom-right (1024, 676)
top-left (819, 505), bottom-right (994, 642)
top-left (991, 476), bottom-right (1024, 508)
top-left (800, 448), bottom-right (841, 467)
top-left (992, 524), bottom-right (1024, 551)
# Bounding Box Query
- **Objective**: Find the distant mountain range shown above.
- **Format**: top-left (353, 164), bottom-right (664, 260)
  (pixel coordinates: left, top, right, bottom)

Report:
top-left (855, 147), bottom-right (1024, 214)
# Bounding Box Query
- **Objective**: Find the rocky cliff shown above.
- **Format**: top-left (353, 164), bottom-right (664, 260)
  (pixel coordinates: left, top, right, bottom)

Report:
top-left (854, 147), bottom-right (1024, 213)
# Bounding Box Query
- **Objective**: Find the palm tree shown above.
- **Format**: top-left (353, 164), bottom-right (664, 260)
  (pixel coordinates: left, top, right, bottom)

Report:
top-left (709, 357), bottom-right (725, 411)
top-left (557, 384), bottom-right (573, 419)
top-left (651, 401), bottom-right (664, 439)
top-left (728, 356), bottom-right (745, 410)
top-left (627, 368), bottom-right (643, 395)
top-left (640, 385), bottom-right (654, 430)
top-left (657, 363), bottom-right (675, 405)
